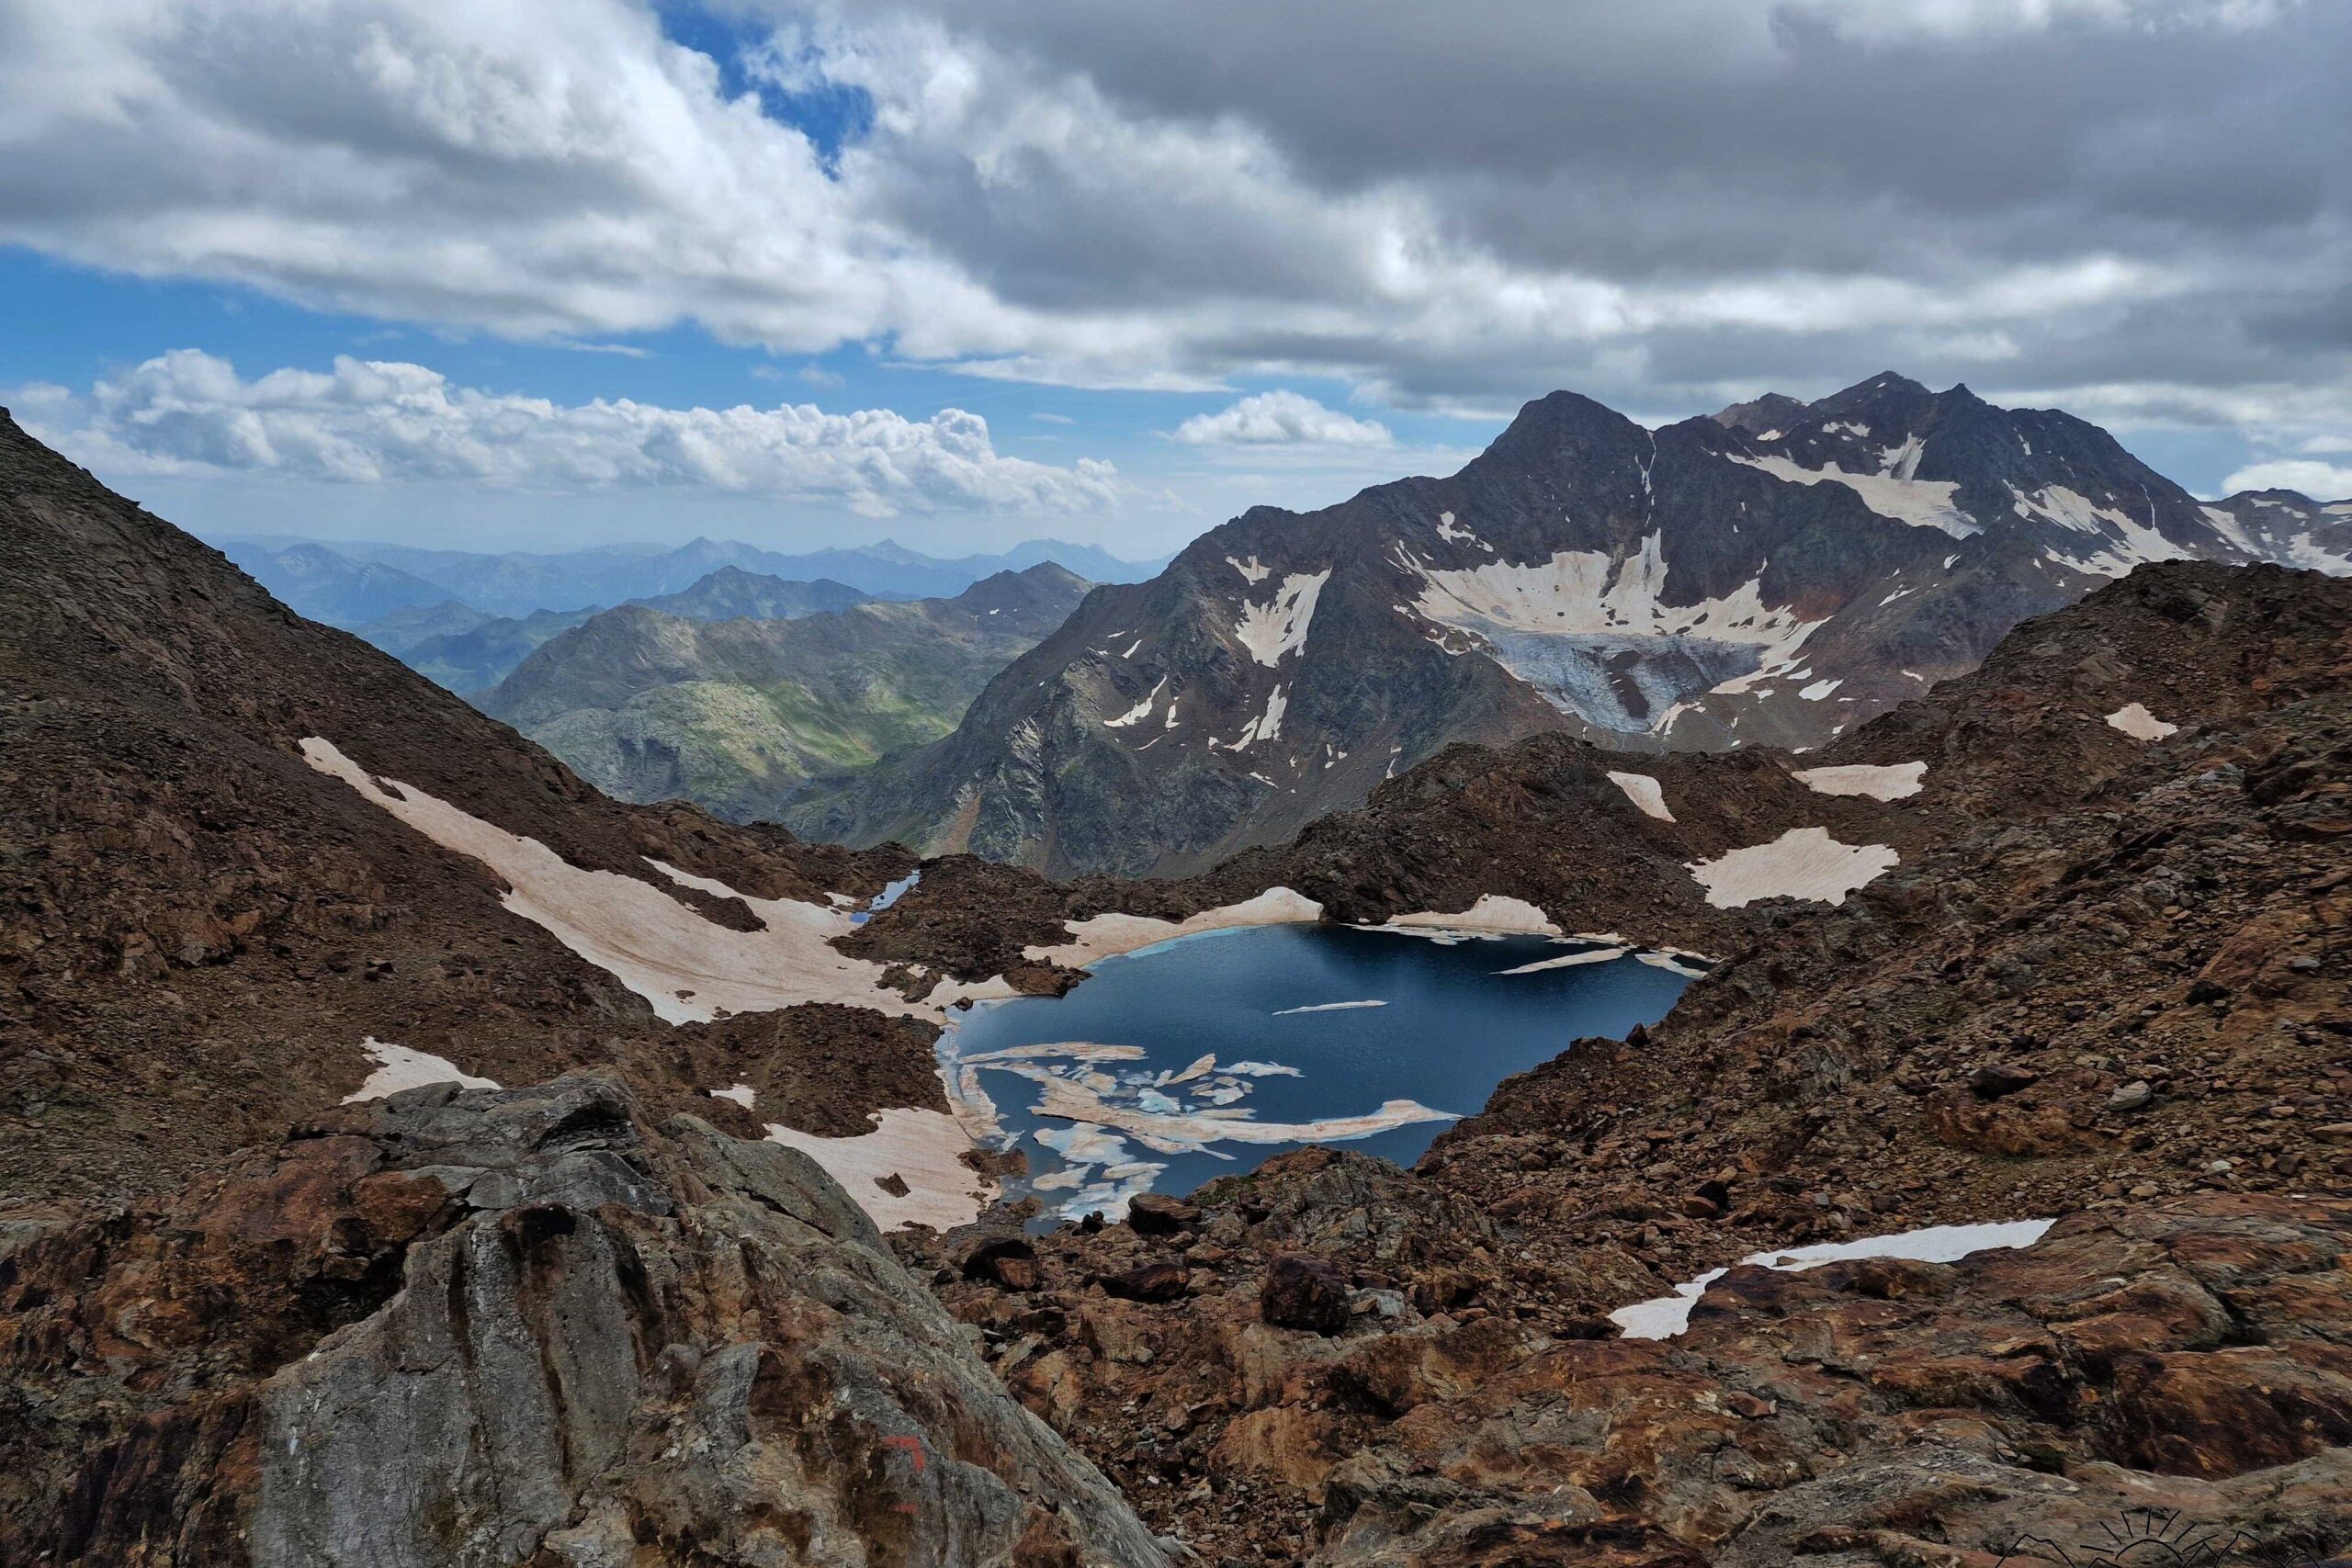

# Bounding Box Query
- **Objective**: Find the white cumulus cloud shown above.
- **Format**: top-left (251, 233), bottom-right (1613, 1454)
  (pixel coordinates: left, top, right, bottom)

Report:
top-left (2222, 458), bottom-right (2352, 500)
top-left (1172, 391), bottom-right (1392, 447)
top-left (35, 350), bottom-right (1117, 519)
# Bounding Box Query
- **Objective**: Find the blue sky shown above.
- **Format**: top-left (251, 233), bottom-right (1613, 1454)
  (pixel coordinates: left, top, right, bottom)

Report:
top-left (4, 0), bottom-right (2345, 557)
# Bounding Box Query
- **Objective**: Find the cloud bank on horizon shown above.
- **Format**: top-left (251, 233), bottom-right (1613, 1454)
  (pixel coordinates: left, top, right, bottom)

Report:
top-left (2, 0), bottom-right (2347, 538)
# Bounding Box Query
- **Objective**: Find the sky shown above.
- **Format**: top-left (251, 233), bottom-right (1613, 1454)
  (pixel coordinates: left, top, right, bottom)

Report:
top-left (2, 0), bottom-right (2346, 558)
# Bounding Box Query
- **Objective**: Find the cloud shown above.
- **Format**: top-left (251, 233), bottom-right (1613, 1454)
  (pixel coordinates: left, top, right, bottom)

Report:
top-left (35, 349), bottom-right (1117, 519)
top-left (1171, 391), bottom-right (1391, 447)
top-left (2222, 458), bottom-right (2352, 500)
top-left (0, 0), bottom-right (2345, 465)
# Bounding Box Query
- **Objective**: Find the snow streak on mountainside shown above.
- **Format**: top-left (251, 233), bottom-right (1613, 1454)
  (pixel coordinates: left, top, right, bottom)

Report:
top-left (788, 373), bottom-right (2346, 878)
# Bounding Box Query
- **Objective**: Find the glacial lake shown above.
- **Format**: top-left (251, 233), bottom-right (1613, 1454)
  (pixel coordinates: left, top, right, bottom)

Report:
top-left (941, 922), bottom-right (1696, 1224)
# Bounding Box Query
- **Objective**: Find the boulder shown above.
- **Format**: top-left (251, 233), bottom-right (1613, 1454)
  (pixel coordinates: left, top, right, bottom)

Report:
top-left (1261, 1253), bottom-right (1351, 1335)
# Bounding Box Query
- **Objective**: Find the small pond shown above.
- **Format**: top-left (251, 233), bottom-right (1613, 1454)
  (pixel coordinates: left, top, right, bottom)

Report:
top-left (941, 922), bottom-right (1696, 1224)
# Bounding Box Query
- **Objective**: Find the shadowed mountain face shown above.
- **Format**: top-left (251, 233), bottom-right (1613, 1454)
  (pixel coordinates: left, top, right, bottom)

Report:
top-left (477, 564), bottom-right (1092, 822)
top-left (786, 373), bottom-right (2350, 877)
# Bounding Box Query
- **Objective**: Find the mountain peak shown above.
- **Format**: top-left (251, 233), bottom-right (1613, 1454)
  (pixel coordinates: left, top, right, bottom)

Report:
top-left (1479, 388), bottom-right (1646, 468)
top-left (1712, 391), bottom-right (1809, 435)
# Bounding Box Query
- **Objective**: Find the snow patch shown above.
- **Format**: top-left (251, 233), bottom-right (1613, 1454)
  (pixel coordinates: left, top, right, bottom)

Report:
top-left (1687, 827), bottom-right (1897, 908)
top-left (344, 1038), bottom-right (498, 1103)
top-left (1227, 555), bottom-right (1272, 584)
top-left (1103, 676), bottom-right (1166, 728)
top-left (1605, 771), bottom-right (1675, 822)
top-left (709, 1083), bottom-right (756, 1110)
top-left (1730, 451), bottom-right (1975, 537)
top-left (2015, 486), bottom-right (2194, 578)
top-left (1023, 887), bottom-right (1326, 967)
top-left (1791, 761), bottom-right (1927, 800)
top-left (1381, 896), bottom-right (1561, 936)
top-left (1234, 570), bottom-right (1330, 666)
top-left (1797, 678), bottom-right (1843, 700)
top-left (302, 737), bottom-right (952, 1024)
top-left (1611, 1219), bottom-right (2057, 1339)
top-left (1434, 510), bottom-right (1493, 552)
top-left (766, 1106), bottom-right (994, 1233)
top-left (2105, 702), bottom-right (2179, 741)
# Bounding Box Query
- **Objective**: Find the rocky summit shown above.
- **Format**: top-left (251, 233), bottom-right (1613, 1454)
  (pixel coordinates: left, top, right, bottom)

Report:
top-left (788, 374), bottom-right (2348, 877)
top-left (3, 405), bottom-right (2348, 1568)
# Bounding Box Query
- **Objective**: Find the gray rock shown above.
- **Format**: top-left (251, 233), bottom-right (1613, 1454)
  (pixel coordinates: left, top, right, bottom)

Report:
top-left (231, 1075), bottom-right (1169, 1568)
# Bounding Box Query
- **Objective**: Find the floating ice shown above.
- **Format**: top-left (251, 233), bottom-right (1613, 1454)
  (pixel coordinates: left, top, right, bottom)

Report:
top-left (1497, 946), bottom-right (1632, 975)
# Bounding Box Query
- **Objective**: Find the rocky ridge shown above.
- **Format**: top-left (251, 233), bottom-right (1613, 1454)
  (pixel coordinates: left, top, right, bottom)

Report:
top-left (788, 374), bottom-right (2348, 877)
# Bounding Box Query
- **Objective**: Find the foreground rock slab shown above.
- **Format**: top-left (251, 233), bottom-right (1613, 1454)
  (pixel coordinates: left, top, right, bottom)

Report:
top-left (0, 1074), bottom-right (1167, 1568)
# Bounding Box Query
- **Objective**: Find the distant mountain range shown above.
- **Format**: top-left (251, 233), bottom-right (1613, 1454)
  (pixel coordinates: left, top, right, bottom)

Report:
top-left (355, 570), bottom-right (881, 694)
top-left (786, 372), bottom-right (2352, 876)
top-left (212, 532), bottom-right (1167, 621)
top-left (477, 564), bottom-right (1093, 821)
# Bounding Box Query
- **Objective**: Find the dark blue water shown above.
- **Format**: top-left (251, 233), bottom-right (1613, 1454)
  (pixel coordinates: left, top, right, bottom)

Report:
top-left (942, 923), bottom-right (1693, 1223)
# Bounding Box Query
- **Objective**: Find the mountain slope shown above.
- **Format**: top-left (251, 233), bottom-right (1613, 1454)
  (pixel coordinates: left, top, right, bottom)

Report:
top-left (479, 564), bottom-right (1091, 821)
top-left (0, 410), bottom-right (961, 1208)
top-left (789, 373), bottom-right (2348, 876)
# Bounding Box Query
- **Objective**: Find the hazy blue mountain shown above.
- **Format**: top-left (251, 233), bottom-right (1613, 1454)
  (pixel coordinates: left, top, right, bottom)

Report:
top-left (214, 539), bottom-right (452, 626)
top-left (210, 533), bottom-right (1169, 618)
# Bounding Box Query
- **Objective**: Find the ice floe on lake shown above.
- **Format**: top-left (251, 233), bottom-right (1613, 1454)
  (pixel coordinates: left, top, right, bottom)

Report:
top-left (1272, 999), bottom-right (1386, 1015)
top-left (1498, 945), bottom-right (1633, 975)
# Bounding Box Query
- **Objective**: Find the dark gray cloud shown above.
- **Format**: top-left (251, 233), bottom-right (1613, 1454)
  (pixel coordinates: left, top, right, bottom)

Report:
top-left (2, 0), bottom-right (2346, 485)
